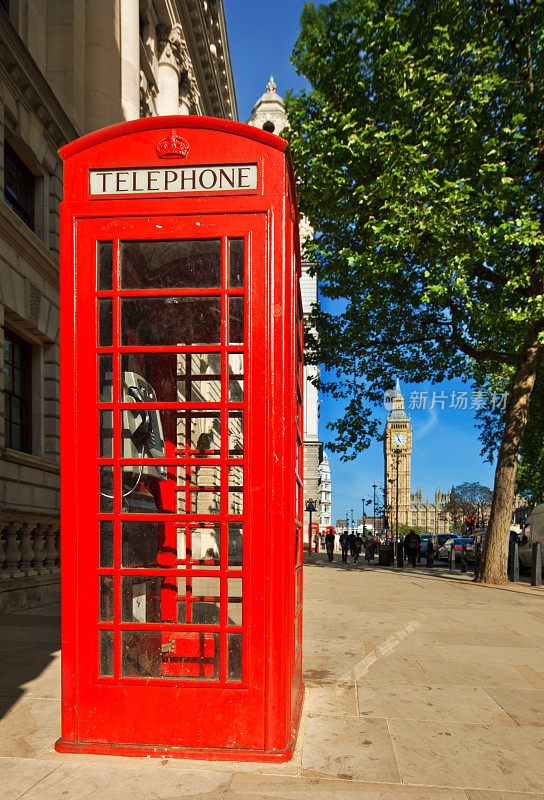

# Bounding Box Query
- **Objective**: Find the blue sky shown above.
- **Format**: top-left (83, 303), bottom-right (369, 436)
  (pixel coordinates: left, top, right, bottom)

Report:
top-left (224, 1), bottom-right (498, 523)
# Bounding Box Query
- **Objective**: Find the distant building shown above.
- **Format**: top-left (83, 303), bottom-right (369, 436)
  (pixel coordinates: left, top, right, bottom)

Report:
top-left (384, 380), bottom-right (451, 534)
top-left (318, 451), bottom-right (332, 529)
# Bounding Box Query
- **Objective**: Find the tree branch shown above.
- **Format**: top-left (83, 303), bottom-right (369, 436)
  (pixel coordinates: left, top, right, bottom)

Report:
top-left (471, 264), bottom-right (507, 287)
top-left (451, 331), bottom-right (521, 365)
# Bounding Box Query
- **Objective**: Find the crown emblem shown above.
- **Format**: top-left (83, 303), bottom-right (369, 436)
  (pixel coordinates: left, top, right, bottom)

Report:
top-left (155, 130), bottom-right (190, 159)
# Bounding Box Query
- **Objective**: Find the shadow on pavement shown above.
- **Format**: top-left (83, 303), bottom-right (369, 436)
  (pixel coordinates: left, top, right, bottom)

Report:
top-left (0, 606), bottom-right (60, 718)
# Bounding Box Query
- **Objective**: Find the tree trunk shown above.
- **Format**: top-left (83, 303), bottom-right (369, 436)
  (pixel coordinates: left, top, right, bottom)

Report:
top-left (476, 325), bottom-right (544, 584)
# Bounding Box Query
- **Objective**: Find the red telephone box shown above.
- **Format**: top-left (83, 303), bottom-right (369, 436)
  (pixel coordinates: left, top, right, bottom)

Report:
top-left (56, 117), bottom-right (304, 761)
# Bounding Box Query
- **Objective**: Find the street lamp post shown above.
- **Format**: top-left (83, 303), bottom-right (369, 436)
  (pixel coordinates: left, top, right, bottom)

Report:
top-left (372, 482), bottom-right (377, 536)
top-left (362, 497), bottom-right (366, 536)
top-left (305, 498), bottom-right (317, 553)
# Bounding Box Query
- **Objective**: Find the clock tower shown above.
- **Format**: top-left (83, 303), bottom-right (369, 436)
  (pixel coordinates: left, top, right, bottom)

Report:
top-left (384, 380), bottom-right (412, 530)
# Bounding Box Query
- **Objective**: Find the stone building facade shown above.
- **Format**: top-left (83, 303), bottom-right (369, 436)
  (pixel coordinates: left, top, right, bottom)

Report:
top-left (384, 380), bottom-right (451, 535)
top-left (0, 0), bottom-right (236, 607)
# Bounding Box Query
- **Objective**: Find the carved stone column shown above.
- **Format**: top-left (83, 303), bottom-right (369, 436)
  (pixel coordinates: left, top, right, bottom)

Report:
top-left (85, 0), bottom-right (123, 132)
top-left (19, 522), bottom-right (37, 576)
top-left (5, 522), bottom-right (24, 577)
top-left (32, 523), bottom-right (48, 575)
top-left (156, 24), bottom-right (182, 116)
top-left (120, 0), bottom-right (140, 120)
top-left (45, 523), bottom-right (59, 573)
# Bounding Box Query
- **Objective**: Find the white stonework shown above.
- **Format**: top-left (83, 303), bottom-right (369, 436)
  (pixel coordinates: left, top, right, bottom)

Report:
top-left (0, 1), bottom-right (237, 548)
top-left (246, 79), bottom-right (326, 529)
top-left (318, 452), bottom-right (332, 529)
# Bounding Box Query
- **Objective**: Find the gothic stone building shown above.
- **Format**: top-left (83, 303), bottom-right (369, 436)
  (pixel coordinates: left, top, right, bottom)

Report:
top-left (0, 0), bottom-right (236, 608)
top-left (384, 381), bottom-right (451, 535)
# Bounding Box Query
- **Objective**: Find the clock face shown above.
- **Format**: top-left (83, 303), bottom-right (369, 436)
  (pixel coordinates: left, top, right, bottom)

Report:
top-left (392, 432), bottom-right (407, 447)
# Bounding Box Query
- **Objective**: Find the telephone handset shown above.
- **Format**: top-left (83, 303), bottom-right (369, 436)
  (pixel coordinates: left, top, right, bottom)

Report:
top-left (100, 371), bottom-right (167, 482)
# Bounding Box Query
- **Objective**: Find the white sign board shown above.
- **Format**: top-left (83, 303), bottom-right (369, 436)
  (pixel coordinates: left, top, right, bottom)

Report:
top-left (89, 164), bottom-right (258, 196)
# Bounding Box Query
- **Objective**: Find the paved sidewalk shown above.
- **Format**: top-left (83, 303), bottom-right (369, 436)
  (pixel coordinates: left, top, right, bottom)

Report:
top-left (1, 556), bottom-right (544, 799)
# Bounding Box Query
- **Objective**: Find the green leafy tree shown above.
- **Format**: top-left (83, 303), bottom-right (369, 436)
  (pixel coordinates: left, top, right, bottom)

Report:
top-left (286, 0), bottom-right (544, 584)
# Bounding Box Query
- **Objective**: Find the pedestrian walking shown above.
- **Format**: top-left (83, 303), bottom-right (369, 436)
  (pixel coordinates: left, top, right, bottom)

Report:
top-left (340, 531), bottom-right (349, 563)
top-left (364, 534), bottom-right (376, 564)
top-left (426, 538), bottom-right (434, 568)
top-left (348, 531), bottom-right (356, 557)
top-left (325, 529), bottom-right (335, 562)
top-left (404, 529), bottom-right (421, 568)
top-left (353, 533), bottom-right (363, 563)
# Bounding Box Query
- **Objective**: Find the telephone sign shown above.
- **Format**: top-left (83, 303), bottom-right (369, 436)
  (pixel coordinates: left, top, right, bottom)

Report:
top-left (56, 117), bottom-right (304, 762)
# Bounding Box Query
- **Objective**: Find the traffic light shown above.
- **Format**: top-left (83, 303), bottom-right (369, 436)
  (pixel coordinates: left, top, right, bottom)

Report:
top-left (465, 517), bottom-right (476, 532)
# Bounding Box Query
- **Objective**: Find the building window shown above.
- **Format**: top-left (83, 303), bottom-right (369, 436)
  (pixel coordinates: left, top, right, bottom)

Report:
top-left (3, 330), bottom-right (32, 452)
top-left (4, 143), bottom-right (34, 229)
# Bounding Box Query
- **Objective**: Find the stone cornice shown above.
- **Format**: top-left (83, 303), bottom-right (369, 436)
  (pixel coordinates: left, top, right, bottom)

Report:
top-left (179, 0), bottom-right (237, 120)
top-left (0, 200), bottom-right (59, 288)
top-left (0, 11), bottom-right (79, 147)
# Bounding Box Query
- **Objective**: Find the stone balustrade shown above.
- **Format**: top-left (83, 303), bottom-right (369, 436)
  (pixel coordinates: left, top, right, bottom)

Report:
top-left (0, 511), bottom-right (60, 581)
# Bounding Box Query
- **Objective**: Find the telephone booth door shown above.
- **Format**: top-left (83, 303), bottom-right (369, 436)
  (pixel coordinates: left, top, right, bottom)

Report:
top-left (71, 211), bottom-right (267, 751)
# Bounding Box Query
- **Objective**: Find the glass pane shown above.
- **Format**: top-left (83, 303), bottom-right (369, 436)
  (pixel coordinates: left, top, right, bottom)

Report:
top-left (121, 521), bottom-right (164, 568)
top-left (98, 354), bottom-right (114, 402)
top-left (177, 523), bottom-right (220, 568)
top-left (229, 238), bottom-right (244, 287)
top-left (121, 297), bottom-right (221, 346)
top-left (191, 465), bottom-right (221, 515)
top-left (228, 411), bottom-right (243, 458)
top-left (228, 353), bottom-right (244, 401)
top-left (98, 242), bottom-right (113, 290)
top-left (119, 467), bottom-right (165, 513)
top-left (227, 578), bottom-right (242, 626)
top-left (121, 630), bottom-right (162, 677)
top-left (228, 466), bottom-right (243, 515)
top-left (228, 523), bottom-right (243, 566)
top-left (121, 576), bottom-right (173, 623)
top-left (177, 352), bottom-right (222, 402)
top-left (10, 424), bottom-right (22, 451)
top-left (98, 299), bottom-right (113, 347)
top-left (121, 352), bottom-right (220, 402)
top-left (121, 239), bottom-right (221, 289)
top-left (99, 521), bottom-right (114, 568)
top-left (99, 466), bottom-right (114, 512)
top-left (99, 630), bottom-right (114, 677)
top-left (99, 576), bottom-right (114, 622)
top-left (13, 367), bottom-right (22, 395)
top-left (162, 632), bottom-right (219, 680)
top-left (99, 411), bottom-right (113, 457)
top-left (190, 576), bottom-right (220, 624)
top-left (227, 632), bottom-right (242, 681)
top-left (229, 297), bottom-right (244, 344)
top-left (125, 409), bottom-right (220, 458)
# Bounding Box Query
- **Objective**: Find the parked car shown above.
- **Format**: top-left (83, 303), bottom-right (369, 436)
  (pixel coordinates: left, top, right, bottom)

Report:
top-left (437, 536), bottom-right (474, 561)
top-left (420, 535), bottom-right (434, 554)
top-left (517, 504), bottom-right (544, 571)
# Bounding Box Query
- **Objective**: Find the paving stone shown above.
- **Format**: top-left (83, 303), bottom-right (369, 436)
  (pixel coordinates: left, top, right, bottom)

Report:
top-left (0, 757), bottom-right (59, 800)
top-left (304, 682), bottom-right (357, 717)
top-left (485, 687), bottom-right (544, 727)
top-left (356, 684), bottom-right (514, 725)
top-left (0, 697), bottom-right (60, 757)
top-left (301, 716), bottom-right (400, 782)
top-left (227, 773), bottom-right (468, 799)
top-left (388, 718), bottom-right (544, 792)
top-left (15, 761), bottom-right (233, 799)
